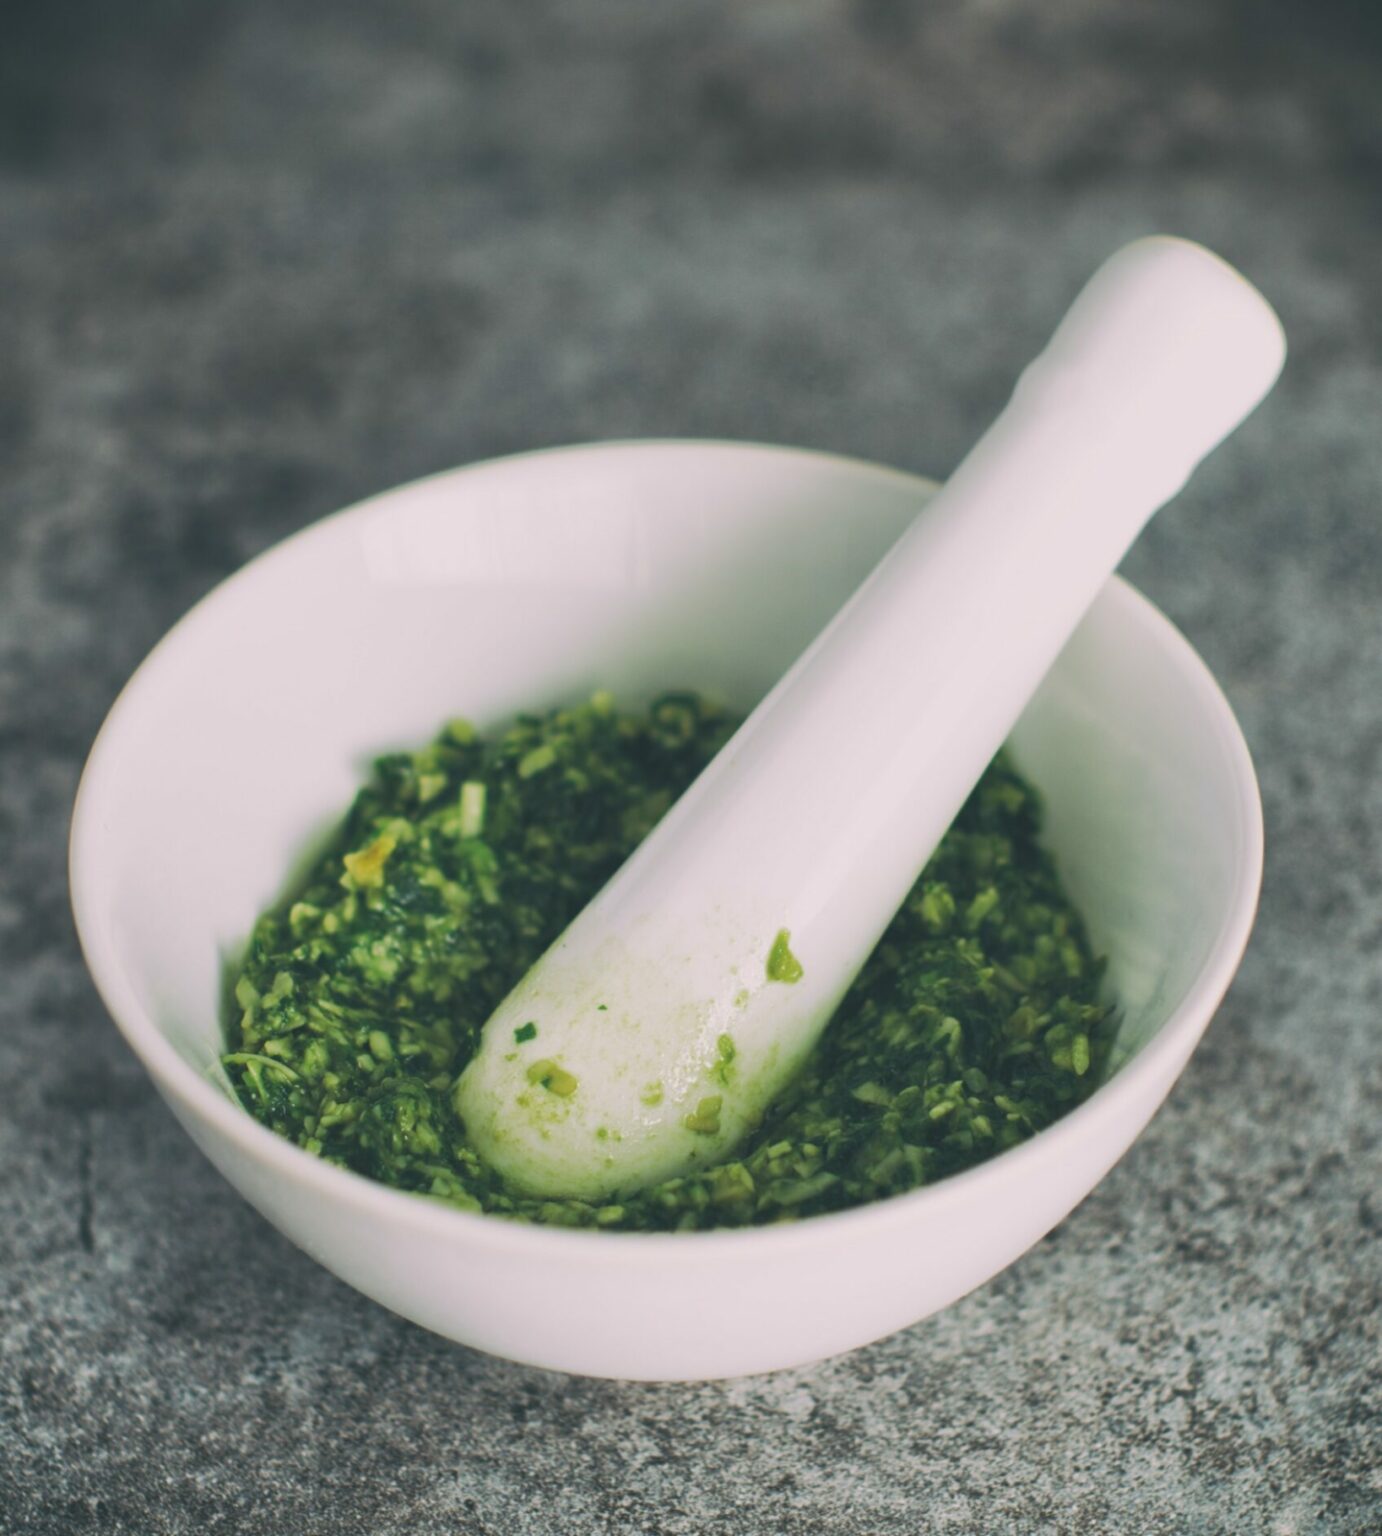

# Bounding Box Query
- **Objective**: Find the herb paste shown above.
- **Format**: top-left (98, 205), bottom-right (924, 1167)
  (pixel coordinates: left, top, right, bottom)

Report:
top-left (224, 693), bottom-right (1115, 1230)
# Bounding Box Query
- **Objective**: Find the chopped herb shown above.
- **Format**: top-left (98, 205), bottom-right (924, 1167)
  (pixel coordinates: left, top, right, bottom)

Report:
top-left (683, 1096), bottom-right (723, 1135)
top-left (342, 834), bottom-right (396, 889)
top-left (223, 692), bottom-right (1114, 1231)
top-left (517, 744), bottom-right (557, 779)
top-left (526, 1059), bottom-right (579, 1097)
top-left (416, 772), bottom-right (447, 804)
top-left (766, 929), bottom-right (804, 984)
top-left (458, 780), bottom-right (487, 838)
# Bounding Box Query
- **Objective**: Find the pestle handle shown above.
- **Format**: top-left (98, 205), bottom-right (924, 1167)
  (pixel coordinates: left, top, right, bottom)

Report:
top-left (456, 237), bottom-right (1286, 1201)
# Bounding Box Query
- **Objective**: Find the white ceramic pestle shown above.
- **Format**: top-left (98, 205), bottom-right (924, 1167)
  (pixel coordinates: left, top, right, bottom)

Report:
top-left (455, 236), bottom-right (1285, 1201)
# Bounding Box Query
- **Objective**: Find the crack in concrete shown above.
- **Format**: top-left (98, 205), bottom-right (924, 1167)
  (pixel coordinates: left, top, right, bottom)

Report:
top-left (77, 1121), bottom-right (94, 1255)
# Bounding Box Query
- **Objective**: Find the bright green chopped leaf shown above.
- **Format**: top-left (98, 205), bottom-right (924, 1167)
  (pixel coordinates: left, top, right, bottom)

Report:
top-left (683, 1095), bottom-right (723, 1135)
top-left (526, 1059), bottom-right (579, 1097)
top-left (342, 834), bottom-right (396, 888)
top-left (458, 780), bottom-right (487, 838)
top-left (766, 929), bottom-right (804, 984)
top-left (517, 744), bottom-right (557, 779)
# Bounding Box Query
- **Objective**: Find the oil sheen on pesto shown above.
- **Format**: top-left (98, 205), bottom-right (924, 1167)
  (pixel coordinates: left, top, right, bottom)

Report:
top-left (224, 693), bottom-right (1115, 1231)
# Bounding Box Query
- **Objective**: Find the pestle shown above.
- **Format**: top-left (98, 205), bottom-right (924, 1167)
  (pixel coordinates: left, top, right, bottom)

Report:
top-left (455, 236), bottom-right (1285, 1202)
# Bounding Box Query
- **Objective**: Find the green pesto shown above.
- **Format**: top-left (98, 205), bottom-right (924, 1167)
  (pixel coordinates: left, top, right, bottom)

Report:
top-left (223, 692), bottom-right (1115, 1231)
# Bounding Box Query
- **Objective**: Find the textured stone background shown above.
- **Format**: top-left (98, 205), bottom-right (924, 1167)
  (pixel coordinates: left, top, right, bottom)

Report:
top-left (2, 1), bottom-right (1379, 1531)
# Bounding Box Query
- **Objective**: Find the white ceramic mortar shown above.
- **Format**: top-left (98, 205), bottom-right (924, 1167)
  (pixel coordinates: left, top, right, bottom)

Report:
top-left (70, 441), bottom-right (1263, 1380)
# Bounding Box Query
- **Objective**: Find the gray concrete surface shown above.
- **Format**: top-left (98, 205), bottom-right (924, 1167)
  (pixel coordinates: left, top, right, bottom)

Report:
top-left (2, 1), bottom-right (1379, 1531)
